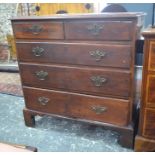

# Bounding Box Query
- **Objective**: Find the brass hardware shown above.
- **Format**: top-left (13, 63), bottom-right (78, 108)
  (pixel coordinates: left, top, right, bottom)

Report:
top-left (38, 97), bottom-right (50, 106)
top-left (35, 70), bottom-right (48, 80)
top-left (90, 76), bottom-right (107, 87)
top-left (28, 25), bottom-right (43, 35)
top-left (87, 23), bottom-right (103, 36)
top-left (32, 46), bottom-right (44, 57)
top-left (89, 50), bottom-right (106, 61)
top-left (91, 105), bottom-right (107, 114)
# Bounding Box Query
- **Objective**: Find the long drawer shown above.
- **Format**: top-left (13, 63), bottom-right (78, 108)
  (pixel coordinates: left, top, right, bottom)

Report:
top-left (20, 63), bottom-right (131, 98)
top-left (12, 21), bottom-right (64, 39)
top-left (16, 42), bottom-right (131, 68)
top-left (23, 87), bottom-right (130, 126)
top-left (65, 21), bottom-right (134, 41)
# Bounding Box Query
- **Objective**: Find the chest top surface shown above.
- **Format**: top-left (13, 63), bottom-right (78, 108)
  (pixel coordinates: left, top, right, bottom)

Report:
top-left (11, 12), bottom-right (145, 20)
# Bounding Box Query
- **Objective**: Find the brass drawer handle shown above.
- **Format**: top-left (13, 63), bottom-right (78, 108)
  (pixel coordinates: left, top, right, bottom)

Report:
top-left (89, 50), bottom-right (106, 61)
top-left (90, 76), bottom-right (107, 87)
top-left (28, 25), bottom-right (43, 35)
top-left (87, 23), bottom-right (104, 36)
top-left (91, 105), bottom-right (107, 114)
top-left (32, 46), bottom-right (44, 57)
top-left (38, 97), bottom-right (50, 106)
top-left (35, 70), bottom-right (48, 80)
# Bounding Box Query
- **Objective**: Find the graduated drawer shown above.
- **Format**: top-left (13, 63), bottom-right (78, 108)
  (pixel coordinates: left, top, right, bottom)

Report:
top-left (12, 21), bottom-right (64, 39)
top-left (23, 87), bottom-right (130, 126)
top-left (20, 64), bottom-right (130, 98)
top-left (142, 108), bottom-right (155, 139)
top-left (16, 42), bottom-right (131, 69)
top-left (65, 21), bottom-right (134, 41)
top-left (148, 41), bottom-right (155, 71)
top-left (145, 74), bottom-right (155, 108)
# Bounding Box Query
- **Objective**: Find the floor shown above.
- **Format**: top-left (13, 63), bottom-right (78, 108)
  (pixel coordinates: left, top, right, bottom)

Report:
top-left (0, 71), bottom-right (22, 96)
top-left (0, 67), bottom-right (142, 152)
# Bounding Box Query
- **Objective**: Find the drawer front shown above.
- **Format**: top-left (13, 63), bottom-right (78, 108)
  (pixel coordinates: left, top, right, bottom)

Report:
top-left (67, 95), bottom-right (129, 126)
top-left (146, 75), bottom-right (155, 108)
top-left (65, 21), bottom-right (134, 41)
top-left (23, 87), bottom-right (130, 126)
top-left (16, 42), bottom-right (131, 69)
top-left (143, 108), bottom-right (155, 139)
top-left (20, 64), bottom-right (130, 98)
top-left (23, 87), bottom-right (67, 115)
top-left (12, 21), bottom-right (64, 39)
top-left (148, 41), bottom-right (155, 71)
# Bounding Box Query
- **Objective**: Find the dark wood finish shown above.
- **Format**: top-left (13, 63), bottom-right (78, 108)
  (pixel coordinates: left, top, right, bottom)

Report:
top-left (16, 42), bottom-right (131, 68)
top-left (20, 64), bottom-right (130, 98)
top-left (23, 86), bottom-right (130, 126)
top-left (146, 75), bottom-right (155, 107)
top-left (12, 21), bottom-right (64, 39)
top-left (143, 108), bottom-right (155, 138)
top-left (65, 21), bottom-right (134, 41)
top-left (11, 13), bottom-right (144, 149)
top-left (67, 94), bottom-right (129, 126)
top-left (11, 12), bottom-right (145, 21)
top-left (23, 87), bottom-right (67, 115)
top-left (118, 126), bottom-right (134, 148)
top-left (23, 108), bottom-right (35, 127)
top-left (134, 28), bottom-right (155, 151)
top-left (148, 41), bottom-right (155, 70)
top-left (135, 136), bottom-right (155, 152)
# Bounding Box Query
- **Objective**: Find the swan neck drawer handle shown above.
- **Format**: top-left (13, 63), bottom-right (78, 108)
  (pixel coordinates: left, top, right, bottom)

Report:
top-left (35, 70), bottom-right (48, 80)
top-left (90, 76), bottom-right (107, 87)
top-left (89, 50), bottom-right (106, 61)
top-left (32, 46), bottom-right (44, 57)
top-left (38, 97), bottom-right (50, 106)
top-left (91, 106), bottom-right (107, 114)
top-left (28, 25), bottom-right (43, 35)
top-left (87, 24), bottom-right (104, 36)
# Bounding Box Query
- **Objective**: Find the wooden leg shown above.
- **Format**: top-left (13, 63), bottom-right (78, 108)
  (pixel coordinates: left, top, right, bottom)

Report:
top-left (134, 135), bottom-right (155, 152)
top-left (23, 108), bottom-right (35, 127)
top-left (117, 127), bottom-right (134, 149)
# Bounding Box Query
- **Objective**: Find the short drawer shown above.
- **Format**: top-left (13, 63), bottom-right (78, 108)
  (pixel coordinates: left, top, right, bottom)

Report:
top-left (20, 64), bottom-right (130, 98)
top-left (143, 108), bottom-right (155, 139)
top-left (12, 21), bottom-right (64, 39)
top-left (146, 75), bottom-right (155, 108)
top-left (65, 21), bottom-right (134, 41)
top-left (16, 42), bottom-right (131, 69)
top-left (148, 41), bottom-right (155, 71)
top-left (23, 87), bottom-right (130, 126)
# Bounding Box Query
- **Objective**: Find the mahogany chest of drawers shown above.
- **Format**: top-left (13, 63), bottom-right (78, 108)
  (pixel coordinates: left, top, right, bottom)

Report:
top-left (135, 28), bottom-right (155, 151)
top-left (11, 13), bottom-right (144, 148)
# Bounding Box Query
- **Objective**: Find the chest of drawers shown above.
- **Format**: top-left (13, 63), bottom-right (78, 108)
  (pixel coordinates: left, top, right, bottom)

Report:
top-left (11, 13), bottom-right (144, 148)
top-left (135, 28), bottom-right (155, 151)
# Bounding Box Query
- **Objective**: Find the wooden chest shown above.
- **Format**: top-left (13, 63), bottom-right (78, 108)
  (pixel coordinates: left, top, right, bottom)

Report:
top-left (11, 13), bottom-right (144, 148)
top-left (135, 28), bottom-right (155, 151)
